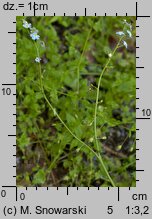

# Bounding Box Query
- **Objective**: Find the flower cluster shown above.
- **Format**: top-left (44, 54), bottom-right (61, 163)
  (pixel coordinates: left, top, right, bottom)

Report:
top-left (30, 27), bottom-right (40, 41)
top-left (116, 19), bottom-right (132, 49)
top-left (22, 20), bottom-right (41, 62)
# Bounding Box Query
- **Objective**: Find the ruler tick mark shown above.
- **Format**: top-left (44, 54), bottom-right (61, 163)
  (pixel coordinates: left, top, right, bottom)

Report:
top-left (16, 187), bottom-right (18, 201)
top-left (136, 118), bottom-right (150, 120)
top-left (2, 84), bottom-right (16, 85)
top-left (67, 187), bottom-right (69, 195)
top-left (118, 187), bottom-right (120, 201)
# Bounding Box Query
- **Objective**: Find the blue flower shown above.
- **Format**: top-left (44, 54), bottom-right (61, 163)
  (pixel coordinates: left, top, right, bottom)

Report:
top-left (123, 41), bottom-right (128, 49)
top-left (116, 31), bottom-right (125, 36)
top-left (35, 57), bottom-right (41, 63)
top-left (30, 32), bottom-right (40, 40)
top-left (23, 20), bottom-right (31, 29)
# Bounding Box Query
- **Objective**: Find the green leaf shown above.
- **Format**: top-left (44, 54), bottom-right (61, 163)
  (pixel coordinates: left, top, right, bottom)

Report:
top-left (18, 133), bottom-right (30, 152)
top-left (32, 169), bottom-right (46, 185)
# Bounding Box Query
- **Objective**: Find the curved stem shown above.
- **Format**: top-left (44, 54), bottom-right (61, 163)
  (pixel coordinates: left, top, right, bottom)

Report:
top-left (34, 44), bottom-right (100, 160)
top-left (94, 36), bottom-right (124, 187)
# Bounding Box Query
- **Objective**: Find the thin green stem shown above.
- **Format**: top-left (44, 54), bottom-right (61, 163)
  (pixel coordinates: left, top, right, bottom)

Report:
top-left (33, 43), bottom-right (101, 166)
top-left (77, 28), bottom-right (92, 93)
top-left (94, 36), bottom-right (124, 187)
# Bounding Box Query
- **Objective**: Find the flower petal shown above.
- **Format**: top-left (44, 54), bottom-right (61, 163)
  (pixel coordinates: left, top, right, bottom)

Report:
top-left (35, 57), bottom-right (41, 63)
top-left (123, 41), bottom-right (128, 49)
top-left (116, 31), bottom-right (125, 36)
top-left (127, 30), bottom-right (132, 38)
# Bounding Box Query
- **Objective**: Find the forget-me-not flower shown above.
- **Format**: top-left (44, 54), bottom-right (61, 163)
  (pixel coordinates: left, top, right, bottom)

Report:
top-left (30, 32), bottom-right (40, 41)
top-left (23, 20), bottom-right (31, 29)
top-left (116, 20), bottom-right (133, 49)
top-left (35, 57), bottom-right (41, 63)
